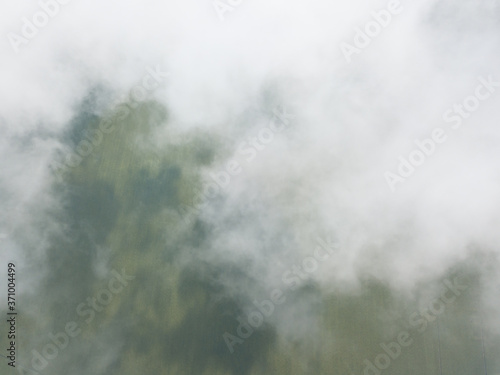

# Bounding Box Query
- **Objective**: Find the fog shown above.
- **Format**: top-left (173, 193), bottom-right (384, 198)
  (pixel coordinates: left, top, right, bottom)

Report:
top-left (1, 0), bottom-right (499, 374)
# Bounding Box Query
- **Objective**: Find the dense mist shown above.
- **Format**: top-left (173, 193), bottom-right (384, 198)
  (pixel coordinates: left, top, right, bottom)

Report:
top-left (1, 0), bottom-right (499, 374)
